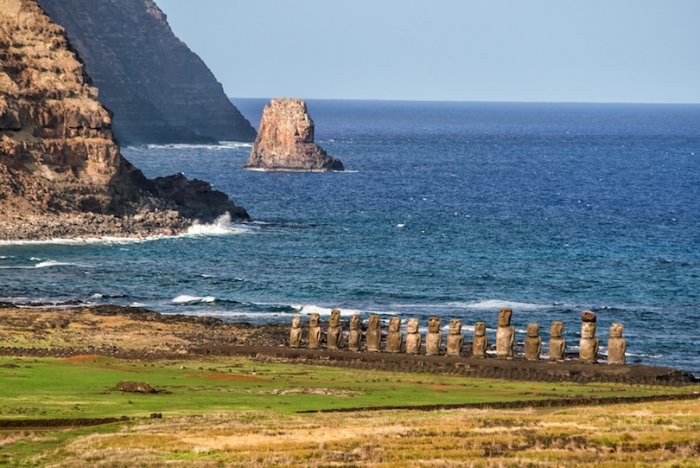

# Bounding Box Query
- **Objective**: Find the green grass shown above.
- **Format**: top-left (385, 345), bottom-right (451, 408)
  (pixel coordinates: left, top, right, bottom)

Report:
top-left (0, 355), bottom-right (694, 421)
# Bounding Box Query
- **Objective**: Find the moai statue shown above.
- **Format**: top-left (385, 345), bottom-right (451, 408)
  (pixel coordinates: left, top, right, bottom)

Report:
top-left (549, 321), bottom-right (566, 361)
top-left (607, 323), bottom-right (626, 365)
top-left (579, 310), bottom-right (599, 363)
top-left (326, 309), bottom-right (343, 350)
top-left (424, 317), bottom-right (442, 356)
top-left (472, 321), bottom-right (488, 358)
top-left (446, 319), bottom-right (464, 357)
top-left (347, 314), bottom-right (362, 351)
top-left (289, 316), bottom-right (303, 348)
top-left (495, 307), bottom-right (515, 359)
top-left (307, 313), bottom-right (322, 349)
top-left (405, 318), bottom-right (422, 354)
top-left (366, 315), bottom-right (381, 352)
top-left (385, 317), bottom-right (403, 353)
top-left (524, 323), bottom-right (542, 361)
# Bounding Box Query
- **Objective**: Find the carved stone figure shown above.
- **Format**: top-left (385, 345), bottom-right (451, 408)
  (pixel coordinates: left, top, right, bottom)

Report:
top-left (405, 318), bottom-right (422, 354)
top-left (386, 317), bottom-right (403, 353)
top-left (306, 313), bottom-right (322, 349)
top-left (579, 310), bottom-right (599, 363)
top-left (549, 321), bottom-right (565, 361)
top-left (347, 315), bottom-right (362, 351)
top-left (289, 315), bottom-right (302, 348)
top-left (495, 308), bottom-right (515, 359)
top-left (326, 309), bottom-right (343, 350)
top-left (472, 321), bottom-right (488, 358)
top-left (366, 315), bottom-right (381, 352)
top-left (446, 319), bottom-right (464, 357)
top-left (524, 323), bottom-right (542, 360)
top-left (425, 317), bottom-right (442, 356)
top-left (607, 323), bottom-right (626, 365)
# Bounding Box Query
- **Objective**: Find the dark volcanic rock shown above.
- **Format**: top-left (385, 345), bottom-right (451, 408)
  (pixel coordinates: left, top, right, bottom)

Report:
top-left (116, 381), bottom-right (158, 394)
top-left (37, 0), bottom-right (256, 145)
top-left (0, 0), bottom-right (248, 240)
top-left (244, 98), bottom-right (344, 172)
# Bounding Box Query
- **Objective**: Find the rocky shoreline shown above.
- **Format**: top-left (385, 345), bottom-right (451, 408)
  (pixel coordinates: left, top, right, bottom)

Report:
top-left (0, 303), bottom-right (696, 385)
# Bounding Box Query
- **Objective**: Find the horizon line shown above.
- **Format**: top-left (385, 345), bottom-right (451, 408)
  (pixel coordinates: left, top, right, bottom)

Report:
top-left (229, 97), bottom-right (700, 106)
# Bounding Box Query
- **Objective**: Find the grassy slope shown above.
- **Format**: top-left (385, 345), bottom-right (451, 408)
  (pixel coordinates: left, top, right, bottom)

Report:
top-left (1, 355), bottom-right (698, 466)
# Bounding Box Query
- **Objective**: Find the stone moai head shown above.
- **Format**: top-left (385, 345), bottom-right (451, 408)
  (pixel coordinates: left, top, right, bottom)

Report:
top-left (292, 315), bottom-right (301, 328)
top-left (388, 317), bottom-right (401, 332)
top-left (407, 318), bottom-right (420, 333)
top-left (610, 322), bottom-right (624, 338)
top-left (428, 317), bottom-right (441, 333)
top-left (475, 322), bottom-right (486, 336)
top-left (367, 315), bottom-right (379, 330)
top-left (550, 321), bottom-right (564, 338)
top-left (329, 309), bottom-right (341, 327)
top-left (527, 323), bottom-right (540, 337)
top-left (581, 310), bottom-right (597, 338)
top-left (349, 314), bottom-right (361, 330)
top-left (498, 308), bottom-right (512, 327)
top-left (449, 319), bottom-right (462, 335)
top-left (309, 313), bottom-right (320, 327)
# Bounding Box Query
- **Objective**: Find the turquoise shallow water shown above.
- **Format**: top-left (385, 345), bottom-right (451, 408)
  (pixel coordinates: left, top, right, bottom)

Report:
top-left (1, 100), bottom-right (699, 372)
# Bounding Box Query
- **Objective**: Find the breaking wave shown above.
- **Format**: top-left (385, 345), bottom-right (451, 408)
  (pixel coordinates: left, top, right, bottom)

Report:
top-left (142, 141), bottom-right (252, 150)
top-left (172, 295), bottom-right (217, 304)
top-left (448, 299), bottom-right (552, 310)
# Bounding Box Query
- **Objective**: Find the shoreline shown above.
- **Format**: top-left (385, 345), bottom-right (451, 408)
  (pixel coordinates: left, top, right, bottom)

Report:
top-left (0, 303), bottom-right (696, 385)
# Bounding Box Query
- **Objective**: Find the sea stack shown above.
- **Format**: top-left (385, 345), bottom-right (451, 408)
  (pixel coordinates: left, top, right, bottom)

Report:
top-left (244, 99), bottom-right (344, 172)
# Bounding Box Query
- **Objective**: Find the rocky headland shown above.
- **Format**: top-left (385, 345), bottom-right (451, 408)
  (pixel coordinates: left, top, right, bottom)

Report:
top-left (37, 0), bottom-right (256, 145)
top-left (244, 98), bottom-right (344, 172)
top-left (0, 0), bottom-right (248, 240)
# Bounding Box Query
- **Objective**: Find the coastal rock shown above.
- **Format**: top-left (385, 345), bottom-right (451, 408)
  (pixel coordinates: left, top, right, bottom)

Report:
top-left (0, 0), bottom-right (248, 240)
top-left (244, 99), bottom-right (344, 172)
top-left (37, 0), bottom-right (256, 145)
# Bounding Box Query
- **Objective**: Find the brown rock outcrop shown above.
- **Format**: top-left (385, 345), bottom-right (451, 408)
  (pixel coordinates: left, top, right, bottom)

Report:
top-left (37, 0), bottom-right (256, 145)
top-left (244, 99), bottom-right (344, 172)
top-left (0, 0), bottom-right (248, 240)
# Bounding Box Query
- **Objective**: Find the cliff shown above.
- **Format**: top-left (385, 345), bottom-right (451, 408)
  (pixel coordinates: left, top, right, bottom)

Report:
top-left (244, 99), bottom-right (344, 172)
top-left (0, 0), bottom-right (248, 240)
top-left (36, 0), bottom-right (256, 145)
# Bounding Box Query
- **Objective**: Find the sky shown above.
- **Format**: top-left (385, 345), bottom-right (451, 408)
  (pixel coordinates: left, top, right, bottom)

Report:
top-left (157, 0), bottom-right (700, 103)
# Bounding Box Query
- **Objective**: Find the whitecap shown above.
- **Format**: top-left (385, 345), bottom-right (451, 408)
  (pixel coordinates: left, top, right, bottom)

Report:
top-left (292, 304), bottom-right (396, 317)
top-left (142, 141), bottom-right (252, 150)
top-left (448, 299), bottom-right (551, 310)
top-left (185, 213), bottom-right (256, 237)
top-left (34, 260), bottom-right (76, 268)
top-left (172, 294), bottom-right (217, 304)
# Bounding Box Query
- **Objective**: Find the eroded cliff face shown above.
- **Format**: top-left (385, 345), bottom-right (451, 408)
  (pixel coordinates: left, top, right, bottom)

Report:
top-left (244, 99), bottom-right (344, 172)
top-left (0, 0), bottom-right (247, 240)
top-left (37, 0), bottom-right (256, 145)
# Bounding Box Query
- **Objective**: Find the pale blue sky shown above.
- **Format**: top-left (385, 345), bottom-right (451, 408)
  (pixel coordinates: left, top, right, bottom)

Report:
top-left (158, 0), bottom-right (700, 103)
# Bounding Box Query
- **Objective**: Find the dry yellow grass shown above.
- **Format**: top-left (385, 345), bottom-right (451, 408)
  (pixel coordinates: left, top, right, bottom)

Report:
top-left (36, 398), bottom-right (699, 467)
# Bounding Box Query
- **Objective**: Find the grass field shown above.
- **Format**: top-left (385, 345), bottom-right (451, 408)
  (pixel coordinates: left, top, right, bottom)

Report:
top-left (1, 354), bottom-right (698, 466)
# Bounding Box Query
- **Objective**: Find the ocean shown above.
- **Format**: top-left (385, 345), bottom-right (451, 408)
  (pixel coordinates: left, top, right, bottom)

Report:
top-left (1, 100), bottom-right (698, 372)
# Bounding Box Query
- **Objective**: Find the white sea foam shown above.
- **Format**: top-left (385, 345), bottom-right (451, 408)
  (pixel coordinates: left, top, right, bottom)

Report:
top-left (292, 304), bottom-right (396, 316)
top-left (448, 299), bottom-right (551, 310)
top-left (0, 213), bottom-right (256, 246)
top-left (172, 295), bottom-right (217, 304)
top-left (0, 259), bottom-right (81, 269)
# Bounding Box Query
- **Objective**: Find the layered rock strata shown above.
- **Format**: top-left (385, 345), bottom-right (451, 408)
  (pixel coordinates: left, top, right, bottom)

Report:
top-left (244, 98), bottom-right (344, 172)
top-left (36, 0), bottom-right (256, 145)
top-left (0, 0), bottom-right (248, 240)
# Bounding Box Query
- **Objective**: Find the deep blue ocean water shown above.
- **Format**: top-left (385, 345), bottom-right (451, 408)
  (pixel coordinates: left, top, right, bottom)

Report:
top-left (1, 100), bottom-right (698, 372)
